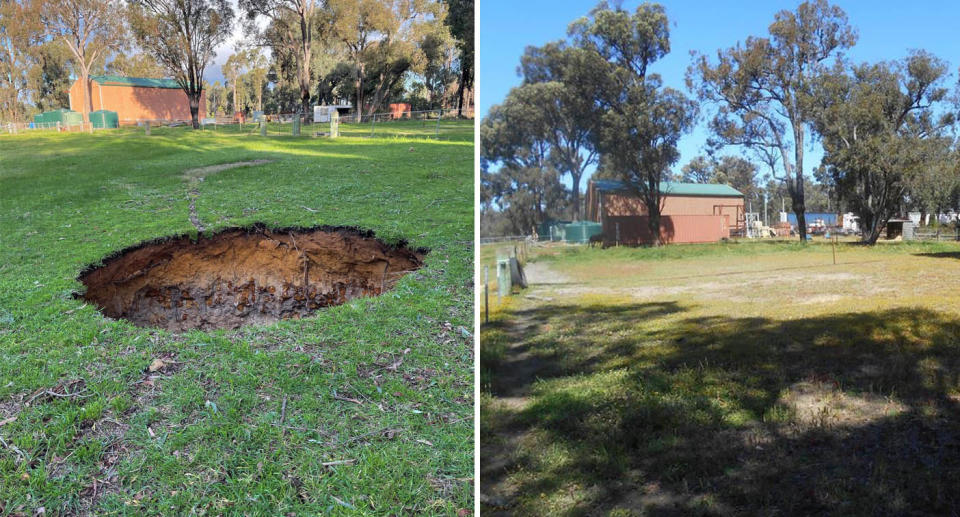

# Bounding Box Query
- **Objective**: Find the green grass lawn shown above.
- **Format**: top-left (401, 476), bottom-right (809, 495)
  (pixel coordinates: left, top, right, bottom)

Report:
top-left (481, 239), bottom-right (960, 516)
top-left (0, 122), bottom-right (473, 515)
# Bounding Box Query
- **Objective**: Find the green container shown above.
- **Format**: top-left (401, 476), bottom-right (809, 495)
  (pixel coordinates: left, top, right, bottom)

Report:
top-left (62, 111), bottom-right (83, 126)
top-left (90, 110), bottom-right (118, 128)
top-left (33, 109), bottom-right (82, 126)
top-left (538, 220), bottom-right (571, 241)
top-left (562, 221), bottom-right (603, 244)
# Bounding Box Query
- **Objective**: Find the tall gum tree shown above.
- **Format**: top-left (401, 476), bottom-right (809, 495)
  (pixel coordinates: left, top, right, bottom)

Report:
top-left (240, 0), bottom-right (322, 118)
top-left (129, 0), bottom-right (234, 129)
top-left (519, 42), bottom-right (603, 220)
top-left (813, 52), bottom-right (955, 243)
top-left (574, 1), bottom-right (696, 246)
top-left (41, 0), bottom-right (122, 123)
top-left (481, 87), bottom-right (567, 231)
top-left (688, 0), bottom-right (857, 241)
top-left (0, 0), bottom-right (41, 122)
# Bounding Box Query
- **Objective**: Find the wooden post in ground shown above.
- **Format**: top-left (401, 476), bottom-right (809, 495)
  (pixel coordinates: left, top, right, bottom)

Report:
top-left (330, 110), bottom-right (339, 138)
top-left (484, 266), bottom-right (489, 324)
top-left (145, 121), bottom-right (150, 136)
top-left (832, 235), bottom-right (837, 265)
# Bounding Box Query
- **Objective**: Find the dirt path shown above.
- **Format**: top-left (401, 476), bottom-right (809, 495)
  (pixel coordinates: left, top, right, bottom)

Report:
top-left (480, 261), bottom-right (563, 513)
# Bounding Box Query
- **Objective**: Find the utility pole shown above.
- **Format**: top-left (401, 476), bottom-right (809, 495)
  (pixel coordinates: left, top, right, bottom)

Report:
top-left (763, 192), bottom-right (768, 226)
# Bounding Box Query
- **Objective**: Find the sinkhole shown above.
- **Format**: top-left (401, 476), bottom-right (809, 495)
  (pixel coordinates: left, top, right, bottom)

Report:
top-left (77, 224), bottom-right (427, 331)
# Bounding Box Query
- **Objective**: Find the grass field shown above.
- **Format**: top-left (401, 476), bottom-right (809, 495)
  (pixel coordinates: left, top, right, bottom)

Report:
top-left (481, 239), bottom-right (960, 516)
top-left (0, 120), bottom-right (473, 514)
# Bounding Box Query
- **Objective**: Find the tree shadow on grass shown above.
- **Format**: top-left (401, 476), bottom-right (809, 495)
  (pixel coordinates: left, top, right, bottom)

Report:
top-left (915, 251), bottom-right (960, 260)
top-left (482, 301), bottom-right (684, 398)
top-left (481, 304), bottom-right (960, 516)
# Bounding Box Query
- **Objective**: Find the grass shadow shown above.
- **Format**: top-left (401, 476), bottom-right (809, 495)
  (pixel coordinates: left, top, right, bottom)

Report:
top-left (482, 304), bottom-right (960, 515)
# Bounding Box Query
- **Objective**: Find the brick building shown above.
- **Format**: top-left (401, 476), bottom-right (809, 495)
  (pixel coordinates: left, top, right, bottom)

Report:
top-left (586, 179), bottom-right (746, 245)
top-left (69, 75), bottom-right (205, 125)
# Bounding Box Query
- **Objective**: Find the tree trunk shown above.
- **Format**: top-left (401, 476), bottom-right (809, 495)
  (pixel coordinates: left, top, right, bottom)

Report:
top-left (189, 94), bottom-right (200, 129)
top-left (83, 70), bottom-right (93, 123)
top-left (355, 60), bottom-right (364, 119)
top-left (299, 8), bottom-right (312, 121)
top-left (571, 171), bottom-right (582, 221)
top-left (793, 124), bottom-right (807, 242)
top-left (455, 66), bottom-right (467, 118)
top-left (648, 202), bottom-right (662, 247)
top-left (863, 213), bottom-right (884, 244)
top-left (299, 73), bottom-right (310, 119)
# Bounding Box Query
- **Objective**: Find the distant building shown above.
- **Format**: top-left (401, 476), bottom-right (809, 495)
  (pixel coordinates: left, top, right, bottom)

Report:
top-left (586, 179), bottom-right (745, 245)
top-left (69, 75), bottom-right (205, 125)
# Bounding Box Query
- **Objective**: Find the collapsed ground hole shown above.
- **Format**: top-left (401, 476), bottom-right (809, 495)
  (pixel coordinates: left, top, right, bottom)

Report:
top-left (78, 224), bottom-right (427, 331)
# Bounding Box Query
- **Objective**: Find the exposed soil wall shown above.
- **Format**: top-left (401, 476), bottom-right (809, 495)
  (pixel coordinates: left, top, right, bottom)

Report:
top-left (78, 224), bottom-right (426, 331)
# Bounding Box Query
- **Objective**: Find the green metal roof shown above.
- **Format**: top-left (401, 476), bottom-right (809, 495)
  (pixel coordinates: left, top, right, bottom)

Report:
top-left (90, 75), bottom-right (181, 89)
top-left (592, 179), bottom-right (744, 198)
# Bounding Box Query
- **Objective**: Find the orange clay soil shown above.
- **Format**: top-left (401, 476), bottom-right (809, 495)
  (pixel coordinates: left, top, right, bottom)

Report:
top-left (78, 224), bottom-right (426, 331)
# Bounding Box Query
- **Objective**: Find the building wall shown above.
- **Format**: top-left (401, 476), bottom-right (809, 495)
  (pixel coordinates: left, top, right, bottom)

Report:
top-left (602, 215), bottom-right (730, 245)
top-left (602, 192), bottom-right (743, 222)
top-left (598, 192), bottom-right (744, 244)
top-left (70, 79), bottom-right (206, 123)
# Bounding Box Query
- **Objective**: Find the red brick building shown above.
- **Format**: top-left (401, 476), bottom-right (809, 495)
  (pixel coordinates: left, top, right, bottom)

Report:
top-left (586, 179), bottom-right (746, 245)
top-left (69, 75), bottom-right (205, 125)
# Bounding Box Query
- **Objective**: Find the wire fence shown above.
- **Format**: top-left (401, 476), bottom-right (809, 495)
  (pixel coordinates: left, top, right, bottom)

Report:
top-left (3, 121), bottom-right (101, 134)
top-left (2, 107), bottom-right (474, 140)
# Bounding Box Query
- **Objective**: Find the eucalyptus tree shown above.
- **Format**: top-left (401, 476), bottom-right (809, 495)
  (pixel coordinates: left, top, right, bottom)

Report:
top-left (681, 154), bottom-right (760, 201)
top-left (106, 52), bottom-right (166, 77)
top-left (41, 0), bottom-right (124, 122)
top-left (481, 88), bottom-right (568, 232)
top-left (813, 51), bottom-right (955, 243)
top-left (519, 42), bottom-right (605, 220)
top-left (244, 48), bottom-right (269, 111)
top-left (689, 0), bottom-right (857, 241)
top-left (574, 1), bottom-right (696, 245)
top-left (443, 0), bottom-right (471, 117)
top-left (222, 51), bottom-right (248, 114)
top-left (129, 0), bottom-right (234, 129)
top-left (0, 0), bottom-right (40, 121)
top-left (240, 0), bottom-right (324, 117)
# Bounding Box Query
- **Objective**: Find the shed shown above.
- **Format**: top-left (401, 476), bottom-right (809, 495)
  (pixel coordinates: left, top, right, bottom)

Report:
top-left (886, 218), bottom-right (916, 240)
top-left (69, 75), bottom-right (205, 125)
top-left (586, 179), bottom-right (746, 245)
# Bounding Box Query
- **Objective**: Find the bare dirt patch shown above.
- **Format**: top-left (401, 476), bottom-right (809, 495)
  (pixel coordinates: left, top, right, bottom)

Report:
top-left (779, 380), bottom-right (907, 429)
top-left (78, 224), bottom-right (426, 331)
top-left (181, 160), bottom-right (273, 181)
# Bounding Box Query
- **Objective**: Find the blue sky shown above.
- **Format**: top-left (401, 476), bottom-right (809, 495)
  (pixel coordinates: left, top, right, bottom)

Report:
top-left (478, 0), bottom-right (960, 188)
